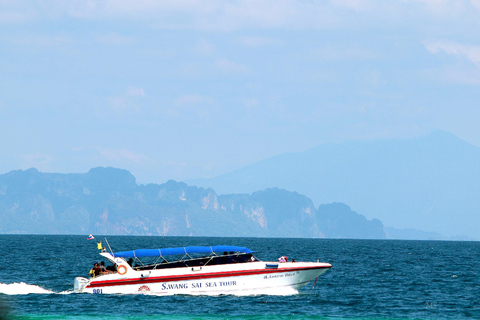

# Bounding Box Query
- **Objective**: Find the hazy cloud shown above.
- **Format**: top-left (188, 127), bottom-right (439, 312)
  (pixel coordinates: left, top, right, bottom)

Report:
top-left (97, 148), bottom-right (149, 164)
top-left (194, 39), bottom-right (216, 55)
top-left (7, 34), bottom-right (73, 46)
top-left (423, 64), bottom-right (480, 85)
top-left (0, 10), bottom-right (33, 23)
top-left (243, 98), bottom-right (259, 108)
top-left (173, 94), bottom-right (212, 106)
top-left (410, 0), bottom-right (468, 17)
top-left (423, 40), bottom-right (480, 85)
top-left (425, 40), bottom-right (480, 66)
top-left (237, 36), bottom-right (283, 47)
top-left (216, 59), bottom-right (250, 74)
top-left (95, 33), bottom-right (134, 45)
top-left (472, 0), bottom-right (480, 11)
top-left (127, 87), bottom-right (146, 97)
top-left (314, 44), bottom-right (379, 61)
top-left (3, 0), bottom-right (480, 185)
top-left (364, 70), bottom-right (383, 87)
top-left (5, 1), bottom-right (480, 32)
top-left (106, 87), bottom-right (146, 114)
top-left (23, 153), bottom-right (54, 167)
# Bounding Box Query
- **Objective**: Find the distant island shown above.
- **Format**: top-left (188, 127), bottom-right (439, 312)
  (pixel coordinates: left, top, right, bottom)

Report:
top-left (0, 167), bottom-right (453, 240)
top-left (187, 131), bottom-right (479, 240)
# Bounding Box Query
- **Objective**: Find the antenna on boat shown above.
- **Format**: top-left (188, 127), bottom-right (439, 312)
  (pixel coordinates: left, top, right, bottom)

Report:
top-left (104, 237), bottom-right (114, 256)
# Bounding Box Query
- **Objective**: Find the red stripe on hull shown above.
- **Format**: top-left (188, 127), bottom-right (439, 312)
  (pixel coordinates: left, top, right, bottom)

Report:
top-left (86, 265), bottom-right (330, 288)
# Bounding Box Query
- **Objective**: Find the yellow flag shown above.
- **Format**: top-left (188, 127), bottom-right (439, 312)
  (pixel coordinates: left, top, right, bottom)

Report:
top-left (97, 242), bottom-right (102, 250)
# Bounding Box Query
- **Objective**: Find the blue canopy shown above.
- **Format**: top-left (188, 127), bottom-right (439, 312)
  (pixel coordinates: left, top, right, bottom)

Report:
top-left (113, 245), bottom-right (253, 258)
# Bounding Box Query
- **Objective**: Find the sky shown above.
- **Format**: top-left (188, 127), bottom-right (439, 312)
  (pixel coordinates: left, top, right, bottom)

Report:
top-left (1, 0), bottom-right (480, 184)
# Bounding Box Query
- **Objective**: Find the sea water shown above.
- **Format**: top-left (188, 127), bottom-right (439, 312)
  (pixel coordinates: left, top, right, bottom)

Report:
top-left (0, 235), bottom-right (479, 319)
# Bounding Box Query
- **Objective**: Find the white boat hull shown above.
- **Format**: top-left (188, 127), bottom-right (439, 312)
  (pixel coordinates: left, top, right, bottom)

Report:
top-left (74, 261), bottom-right (331, 295)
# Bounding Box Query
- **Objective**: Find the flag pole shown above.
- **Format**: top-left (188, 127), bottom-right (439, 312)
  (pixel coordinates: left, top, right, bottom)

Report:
top-left (105, 237), bottom-right (114, 255)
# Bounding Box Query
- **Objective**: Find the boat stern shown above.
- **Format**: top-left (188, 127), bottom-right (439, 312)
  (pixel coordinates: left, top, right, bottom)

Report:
top-left (74, 277), bottom-right (90, 293)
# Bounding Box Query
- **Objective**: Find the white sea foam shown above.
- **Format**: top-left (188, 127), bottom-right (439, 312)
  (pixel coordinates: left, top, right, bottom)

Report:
top-left (0, 282), bottom-right (55, 295)
top-left (58, 290), bottom-right (74, 295)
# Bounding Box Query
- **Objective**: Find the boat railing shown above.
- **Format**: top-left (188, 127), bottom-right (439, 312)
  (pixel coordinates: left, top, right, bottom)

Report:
top-left (133, 252), bottom-right (257, 271)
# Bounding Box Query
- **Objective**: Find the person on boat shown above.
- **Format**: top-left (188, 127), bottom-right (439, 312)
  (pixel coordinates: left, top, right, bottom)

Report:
top-left (278, 256), bottom-right (288, 263)
top-left (99, 261), bottom-right (113, 274)
top-left (88, 265), bottom-right (95, 278)
top-left (127, 258), bottom-right (134, 266)
top-left (105, 262), bottom-right (117, 272)
top-left (89, 263), bottom-right (102, 277)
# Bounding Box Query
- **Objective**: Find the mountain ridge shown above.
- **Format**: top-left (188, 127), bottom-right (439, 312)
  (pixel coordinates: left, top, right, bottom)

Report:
top-left (186, 131), bottom-right (480, 239)
top-left (0, 167), bottom-right (390, 239)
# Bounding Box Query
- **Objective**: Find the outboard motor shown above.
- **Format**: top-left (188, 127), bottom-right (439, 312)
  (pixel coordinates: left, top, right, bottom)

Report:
top-left (74, 277), bottom-right (89, 292)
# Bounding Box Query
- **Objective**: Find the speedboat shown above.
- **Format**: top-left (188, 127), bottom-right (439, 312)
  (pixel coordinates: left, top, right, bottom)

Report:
top-left (74, 245), bottom-right (331, 294)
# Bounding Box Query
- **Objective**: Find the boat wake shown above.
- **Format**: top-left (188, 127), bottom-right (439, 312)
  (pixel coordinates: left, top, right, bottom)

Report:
top-left (0, 282), bottom-right (72, 295)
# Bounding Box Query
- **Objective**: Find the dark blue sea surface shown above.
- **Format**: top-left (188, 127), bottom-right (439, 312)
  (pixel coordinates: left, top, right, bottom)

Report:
top-left (0, 235), bottom-right (479, 319)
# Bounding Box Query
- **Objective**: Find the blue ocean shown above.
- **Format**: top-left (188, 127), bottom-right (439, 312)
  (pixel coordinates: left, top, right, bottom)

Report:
top-left (0, 235), bottom-right (478, 319)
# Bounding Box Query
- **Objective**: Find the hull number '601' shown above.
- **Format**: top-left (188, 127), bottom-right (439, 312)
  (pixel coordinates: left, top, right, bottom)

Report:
top-left (93, 289), bottom-right (103, 294)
